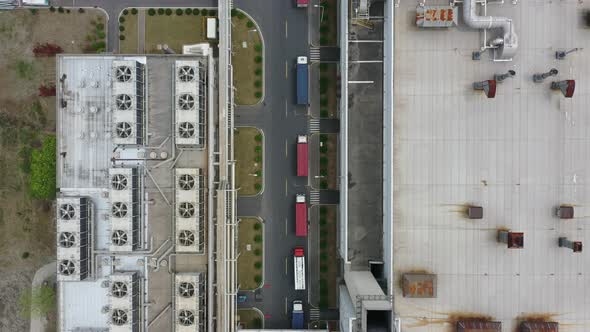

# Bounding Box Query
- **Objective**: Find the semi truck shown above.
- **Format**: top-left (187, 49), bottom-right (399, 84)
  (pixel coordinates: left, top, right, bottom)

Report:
top-left (293, 247), bottom-right (306, 291)
top-left (291, 300), bottom-right (305, 329)
top-left (297, 135), bottom-right (308, 177)
top-left (295, 194), bottom-right (307, 237)
top-left (296, 56), bottom-right (309, 105)
top-left (296, 0), bottom-right (309, 8)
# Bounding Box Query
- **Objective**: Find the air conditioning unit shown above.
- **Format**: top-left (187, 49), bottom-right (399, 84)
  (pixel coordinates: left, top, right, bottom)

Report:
top-left (109, 168), bottom-right (142, 252)
top-left (174, 273), bottom-right (204, 332)
top-left (112, 60), bottom-right (145, 146)
top-left (108, 272), bottom-right (140, 332)
top-left (175, 168), bottom-right (203, 253)
top-left (56, 196), bottom-right (93, 281)
top-left (175, 60), bottom-right (205, 147)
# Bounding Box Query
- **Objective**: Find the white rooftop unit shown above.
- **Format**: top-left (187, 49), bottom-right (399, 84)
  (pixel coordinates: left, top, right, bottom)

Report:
top-left (109, 168), bottom-right (142, 252)
top-left (206, 18), bottom-right (217, 39)
top-left (56, 196), bottom-right (93, 281)
top-left (108, 272), bottom-right (140, 332)
top-left (112, 60), bottom-right (145, 146)
top-left (175, 60), bottom-right (205, 147)
top-left (175, 168), bottom-right (204, 253)
top-left (174, 273), bottom-right (205, 332)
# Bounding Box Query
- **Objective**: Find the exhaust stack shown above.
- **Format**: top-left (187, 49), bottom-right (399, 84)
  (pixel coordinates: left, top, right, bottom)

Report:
top-left (473, 80), bottom-right (496, 98)
top-left (551, 80), bottom-right (575, 98)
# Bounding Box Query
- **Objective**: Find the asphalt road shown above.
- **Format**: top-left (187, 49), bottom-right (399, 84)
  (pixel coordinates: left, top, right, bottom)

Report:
top-left (233, 0), bottom-right (313, 328)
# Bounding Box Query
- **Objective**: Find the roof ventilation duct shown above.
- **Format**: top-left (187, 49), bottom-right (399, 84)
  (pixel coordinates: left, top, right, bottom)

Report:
top-left (463, 0), bottom-right (518, 59)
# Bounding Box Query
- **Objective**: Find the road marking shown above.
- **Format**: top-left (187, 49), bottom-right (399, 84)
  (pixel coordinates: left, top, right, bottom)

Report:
top-left (285, 99), bottom-right (288, 118)
top-left (284, 297), bottom-right (288, 315)
top-left (285, 20), bottom-right (288, 39)
top-left (285, 139), bottom-right (288, 159)
top-left (285, 218), bottom-right (288, 237)
top-left (285, 60), bottom-right (288, 79)
top-left (285, 178), bottom-right (288, 196)
top-left (285, 256), bottom-right (288, 275)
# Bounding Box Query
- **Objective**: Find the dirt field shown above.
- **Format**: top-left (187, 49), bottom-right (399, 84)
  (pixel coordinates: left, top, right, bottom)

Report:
top-left (0, 9), bottom-right (106, 332)
top-left (237, 218), bottom-right (264, 290)
top-left (235, 127), bottom-right (263, 196)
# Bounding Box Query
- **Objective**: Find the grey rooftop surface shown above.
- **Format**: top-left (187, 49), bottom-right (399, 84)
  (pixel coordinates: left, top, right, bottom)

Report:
top-left (393, 1), bottom-right (590, 331)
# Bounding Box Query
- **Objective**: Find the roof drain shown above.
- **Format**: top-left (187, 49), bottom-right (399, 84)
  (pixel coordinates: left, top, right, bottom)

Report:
top-left (463, 0), bottom-right (518, 60)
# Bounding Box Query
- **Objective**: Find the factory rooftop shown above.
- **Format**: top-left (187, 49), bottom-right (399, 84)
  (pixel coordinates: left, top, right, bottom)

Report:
top-left (393, 1), bottom-right (590, 331)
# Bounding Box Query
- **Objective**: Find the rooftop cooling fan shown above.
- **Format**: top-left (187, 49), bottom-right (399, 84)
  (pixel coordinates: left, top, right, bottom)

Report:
top-left (178, 310), bottom-right (195, 326)
top-left (179, 202), bottom-right (195, 218)
top-left (178, 66), bottom-right (195, 82)
top-left (111, 282), bottom-right (128, 298)
top-left (116, 122), bottom-right (133, 138)
top-left (112, 230), bottom-right (128, 246)
top-left (59, 232), bottom-right (76, 248)
top-left (111, 174), bottom-right (128, 190)
top-left (178, 282), bottom-right (195, 298)
top-left (178, 230), bottom-right (195, 246)
top-left (112, 202), bottom-right (128, 218)
top-left (116, 66), bottom-right (132, 82)
top-left (112, 309), bottom-right (128, 325)
top-left (178, 94), bottom-right (195, 110)
top-left (59, 260), bottom-right (76, 275)
top-left (60, 204), bottom-right (76, 220)
top-left (178, 122), bottom-right (195, 138)
top-left (116, 94), bottom-right (132, 110)
top-left (179, 174), bottom-right (196, 190)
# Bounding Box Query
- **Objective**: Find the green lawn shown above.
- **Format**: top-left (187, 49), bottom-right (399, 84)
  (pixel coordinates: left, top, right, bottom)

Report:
top-left (235, 127), bottom-right (263, 196)
top-left (119, 9), bottom-right (138, 53)
top-left (232, 11), bottom-right (263, 105)
top-left (145, 11), bottom-right (209, 53)
top-left (319, 0), bottom-right (337, 46)
top-left (238, 218), bottom-right (264, 290)
top-left (238, 308), bottom-right (263, 329)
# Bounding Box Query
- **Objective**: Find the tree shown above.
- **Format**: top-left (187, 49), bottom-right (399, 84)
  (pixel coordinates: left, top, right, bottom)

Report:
top-left (165, 8), bottom-right (172, 15)
top-left (247, 20), bottom-right (254, 28)
top-left (254, 183), bottom-right (262, 191)
top-left (254, 248), bottom-right (262, 256)
top-left (254, 44), bottom-right (263, 53)
top-left (254, 234), bottom-right (262, 243)
top-left (193, 8), bottom-right (200, 15)
top-left (255, 68), bottom-right (262, 76)
top-left (119, 35), bottom-right (126, 40)
top-left (254, 222), bottom-right (262, 230)
top-left (254, 55), bottom-right (262, 63)
top-left (158, 8), bottom-right (165, 15)
top-left (201, 8), bottom-right (209, 16)
top-left (119, 26), bottom-right (125, 32)
top-left (176, 8), bottom-right (183, 15)
top-left (18, 286), bottom-right (55, 319)
top-left (57, 6), bottom-right (64, 13)
top-left (231, 8), bottom-right (238, 17)
top-left (123, 9), bottom-right (129, 15)
top-left (131, 8), bottom-right (138, 15)
top-left (255, 91), bottom-right (262, 99)
top-left (119, 16), bottom-right (125, 23)
top-left (320, 146), bottom-right (328, 153)
top-left (320, 168), bottom-right (328, 176)
top-left (237, 11), bottom-right (245, 19)
top-left (254, 275), bottom-right (262, 284)
top-left (49, 6), bottom-right (55, 12)
top-left (30, 136), bottom-right (56, 199)
top-left (254, 80), bottom-right (262, 88)
top-left (148, 8), bottom-right (156, 16)
top-left (254, 134), bottom-right (262, 142)
top-left (254, 145), bottom-right (262, 153)
top-left (96, 23), bottom-right (104, 30)
top-left (254, 261), bottom-right (262, 269)
top-left (185, 8), bottom-right (192, 15)
top-left (78, 8), bottom-right (84, 13)
top-left (209, 9), bottom-right (217, 16)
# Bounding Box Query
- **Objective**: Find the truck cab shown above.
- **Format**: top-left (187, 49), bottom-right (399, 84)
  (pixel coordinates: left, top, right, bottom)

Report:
top-left (291, 300), bottom-right (304, 328)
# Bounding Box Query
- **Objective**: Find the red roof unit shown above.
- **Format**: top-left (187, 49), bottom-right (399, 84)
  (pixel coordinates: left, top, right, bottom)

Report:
top-left (457, 321), bottom-right (501, 332)
top-left (296, 0), bottom-right (308, 7)
top-left (520, 321), bottom-right (558, 332)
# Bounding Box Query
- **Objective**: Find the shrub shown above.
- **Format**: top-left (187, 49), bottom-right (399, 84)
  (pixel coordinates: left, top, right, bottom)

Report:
top-left (18, 285), bottom-right (55, 319)
top-left (320, 264), bottom-right (328, 273)
top-left (254, 248), bottom-right (262, 256)
top-left (254, 55), bottom-right (262, 63)
top-left (131, 8), bottom-right (138, 15)
top-left (320, 240), bottom-right (327, 249)
top-left (254, 223), bottom-right (262, 230)
top-left (320, 252), bottom-right (328, 260)
top-left (185, 8), bottom-right (192, 15)
top-left (254, 156), bottom-right (262, 163)
top-left (97, 31), bottom-right (106, 39)
top-left (123, 9), bottom-right (129, 15)
top-left (66, 9), bottom-right (71, 13)
top-left (254, 275), bottom-right (262, 284)
top-left (157, 8), bottom-right (164, 15)
top-left (119, 26), bottom-right (125, 32)
top-left (201, 8), bottom-right (209, 16)
top-left (165, 8), bottom-right (172, 15)
top-left (320, 63), bottom-right (328, 71)
top-left (320, 229), bottom-right (328, 237)
top-left (93, 41), bottom-right (106, 50)
top-left (320, 25), bottom-right (329, 34)
top-left (256, 170), bottom-right (262, 177)
top-left (255, 134), bottom-right (262, 142)
top-left (320, 37), bottom-right (328, 45)
top-left (231, 8), bottom-right (238, 16)
top-left (320, 146), bottom-right (328, 153)
top-left (320, 134), bottom-right (328, 142)
top-left (320, 206), bottom-right (328, 215)
top-left (320, 169), bottom-right (328, 176)
top-left (237, 11), bottom-right (245, 19)
top-left (96, 23), bottom-right (104, 30)
top-left (321, 110), bottom-right (329, 118)
top-left (57, 6), bottom-right (64, 13)
top-left (255, 146), bottom-right (262, 153)
top-left (119, 16), bottom-right (125, 23)
top-left (320, 217), bottom-right (327, 226)
top-left (320, 98), bottom-right (328, 107)
top-left (209, 10), bottom-right (217, 16)
top-left (254, 234), bottom-right (262, 243)
top-left (78, 8), bottom-right (84, 13)
top-left (320, 156), bottom-right (328, 165)
top-left (148, 8), bottom-right (156, 16)
top-left (320, 181), bottom-right (328, 189)
top-left (254, 43), bottom-right (263, 53)
top-left (255, 183), bottom-right (262, 191)
top-left (255, 68), bottom-right (262, 76)
top-left (30, 136), bottom-right (56, 199)
top-left (119, 35), bottom-right (125, 40)
top-left (247, 20), bottom-right (254, 28)
top-left (22, 252), bottom-right (30, 259)
top-left (49, 6), bottom-right (55, 12)
top-left (176, 8), bottom-right (183, 15)
top-left (254, 261), bottom-right (262, 269)
top-left (193, 8), bottom-right (200, 15)
top-left (255, 91), bottom-right (262, 98)
top-left (254, 80), bottom-right (262, 88)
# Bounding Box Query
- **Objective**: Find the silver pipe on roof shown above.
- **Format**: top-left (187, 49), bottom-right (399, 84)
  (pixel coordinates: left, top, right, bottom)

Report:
top-left (463, 0), bottom-right (518, 59)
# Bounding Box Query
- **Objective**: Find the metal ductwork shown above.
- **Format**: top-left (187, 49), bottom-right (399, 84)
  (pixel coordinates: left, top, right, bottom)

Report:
top-left (463, 0), bottom-right (518, 59)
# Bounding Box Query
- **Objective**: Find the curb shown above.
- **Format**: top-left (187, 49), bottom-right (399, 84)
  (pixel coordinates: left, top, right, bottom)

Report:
top-left (237, 307), bottom-right (265, 328)
top-left (235, 126), bottom-right (265, 197)
top-left (233, 8), bottom-right (266, 106)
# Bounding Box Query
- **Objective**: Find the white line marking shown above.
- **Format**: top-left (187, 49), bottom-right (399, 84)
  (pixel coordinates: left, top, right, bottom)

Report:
top-left (285, 178), bottom-right (288, 196)
top-left (285, 60), bottom-right (288, 79)
top-left (285, 218), bottom-right (288, 237)
top-left (285, 139), bottom-right (288, 159)
top-left (285, 297), bottom-right (288, 315)
top-left (285, 20), bottom-right (288, 39)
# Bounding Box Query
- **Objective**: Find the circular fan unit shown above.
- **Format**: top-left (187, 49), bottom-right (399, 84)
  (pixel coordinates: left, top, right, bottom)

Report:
top-left (178, 202), bottom-right (195, 218)
top-left (178, 94), bottom-right (195, 110)
top-left (59, 260), bottom-right (76, 275)
top-left (116, 66), bottom-right (132, 82)
top-left (111, 202), bottom-right (128, 218)
top-left (59, 204), bottom-right (76, 220)
top-left (178, 174), bottom-right (196, 190)
top-left (178, 66), bottom-right (195, 82)
top-left (178, 310), bottom-right (195, 326)
top-left (112, 309), bottom-right (128, 325)
top-left (178, 282), bottom-right (195, 298)
top-left (111, 174), bottom-right (128, 190)
top-left (112, 230), bottom-right (128, 246)
top-left (111, 282), bottom-right (128, 298)
top-left (178, 122), bottom-right (195, 138)
top-left (116, 94), bottom-right (132, 110)
top-left (59, 232), bottom-right (76, 248)
top-left (116, 122), bottom-right (133, 138)
top-left (178, 230), bottom-right (195, 246)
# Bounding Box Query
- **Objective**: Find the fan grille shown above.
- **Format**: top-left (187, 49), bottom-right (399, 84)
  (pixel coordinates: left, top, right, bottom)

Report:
top-left (111, 282), bottom-right (128, 298)
top-left (112, 309), bottom-right (128, 325)
top-left (178, 174), bottom-right (196, 190)
top-left (178, 122), bottom-right (195, 138)
top-left (116, 94), bottom-right (132, 110)
top-left (116, 122), bottom-right (133, 138)
top-left (112, 230), bottom-right (128, 246)
top-left (178, 310), bottom-right (195, 326)
top-left (116, 66), bottom-right (132, 82)
top-left (178, 282), bottom-right (195, 298)
top-left (179, 202), bottom-right (196, 218)
top-left (111, 202), bottom-right (128, 218)
top-left (178, 230), bottom-right (195, 246)
top-left (178, 94), bottom-right (195, 110)
top-left (111, 174), bottom-right (128, 190)
top-left (59, 232), bottom-right (76, 248)
top-left (59, 260), bottom-right (76, 275)
top-left (60, 204), bottom-right (76, 220)
top-left (178, 66), bottom-right (195, 82)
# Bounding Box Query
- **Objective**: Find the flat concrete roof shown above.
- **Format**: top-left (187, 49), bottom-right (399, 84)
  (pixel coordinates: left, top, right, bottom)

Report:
top-left (393, 2), bottom-right (590, 331)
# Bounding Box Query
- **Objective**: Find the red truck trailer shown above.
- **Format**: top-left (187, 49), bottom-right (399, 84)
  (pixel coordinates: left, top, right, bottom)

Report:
top-left (297, 135), bottom-right (308, 177)
top-left (296, 0), bottom-right (309, 8)
top-left (295, 194), bottom-right (307, 237)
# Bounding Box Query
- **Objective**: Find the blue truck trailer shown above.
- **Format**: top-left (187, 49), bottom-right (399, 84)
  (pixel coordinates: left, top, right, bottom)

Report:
top-left (296, 56), bottom-right (309, 105)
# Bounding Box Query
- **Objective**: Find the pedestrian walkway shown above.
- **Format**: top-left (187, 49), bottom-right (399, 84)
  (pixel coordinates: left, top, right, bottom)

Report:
top-left (310, 47), bottom-right (321, 62)
top-left (309, 118), bottom-right (320, 133)
top-left (138, 9), bottom-right (146, 53)
top-left (309, 191), bottom-right (320, 205)
top-left (309, 308), bottom-right (320, 321)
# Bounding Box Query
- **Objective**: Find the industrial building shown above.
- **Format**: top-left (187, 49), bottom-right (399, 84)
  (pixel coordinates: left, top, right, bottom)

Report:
top-left (55, 53), bottom-right (214, 331)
